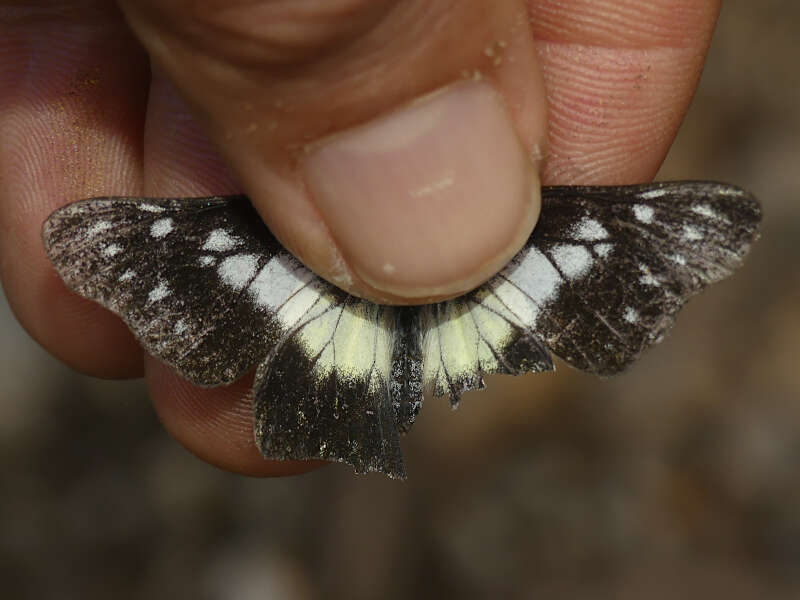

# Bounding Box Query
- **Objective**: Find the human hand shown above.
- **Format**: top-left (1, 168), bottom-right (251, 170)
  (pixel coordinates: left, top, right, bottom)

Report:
top-left (0, 0), bottom-right (720, 476)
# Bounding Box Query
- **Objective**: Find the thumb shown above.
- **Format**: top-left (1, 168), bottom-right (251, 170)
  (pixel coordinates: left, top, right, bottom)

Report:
top-left (117, 0), bottom-right (547, 304)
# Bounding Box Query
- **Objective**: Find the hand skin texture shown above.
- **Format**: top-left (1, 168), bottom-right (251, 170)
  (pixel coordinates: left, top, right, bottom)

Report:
top-left (0, 1), bottom-right (720, 476)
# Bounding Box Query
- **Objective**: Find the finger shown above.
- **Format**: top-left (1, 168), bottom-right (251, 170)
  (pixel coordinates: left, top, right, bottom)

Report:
top-left (142, 69), bottom-right (240, 196)
top-left (117, 0), bottom-right (549, 304)
top-left (528, 0), bottom-right (721, 184)
top-left (0, 4), bottom-right (149, 377)
top-left (140, 71), bottom-right (319, 475)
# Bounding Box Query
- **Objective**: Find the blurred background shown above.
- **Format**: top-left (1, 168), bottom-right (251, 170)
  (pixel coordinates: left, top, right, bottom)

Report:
top-left (2, 1), bottom-right (798, 598)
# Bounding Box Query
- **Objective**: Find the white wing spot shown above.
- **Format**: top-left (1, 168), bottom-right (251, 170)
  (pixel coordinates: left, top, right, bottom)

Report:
top-left (573, 218), bottom-right (608, 242)
top-left (203, 229), bottom-right (242, 252)
top-left (219, 254), bottom-right (259, 290)
top-left (683, 225), bottom-right (703, 241)
top-left (87, 221), bottom-right (112, 238)
top-left (174, 319), bottom-right (188, 335)
top-left (633, 205), bottom-right (655, 224)
top-left (638, 265), bottom-right (659, 287)
top-left (691, 204), bottom-right (717, 219)
top-left (670, 253), bottom-right (687, 266)
top-left (623, 306), bottom-right (640, 324)
top-left (638, 188), bottom-right (667, 200)
top-left (199, 255), bottom-right (216, 267)
top-left (137, 204), bottom-right (165, 213)
top-left (551, 244), bottom-right (593, 280)
top-left (103, 243), bottom-right (123, 257)
top-left (148, 281), bottom-right (171, 303)
top-left (119, 269), bottom-right (136, 282)
top-left (595, 243), bottom-right (613, 258)
top-left (150, 218), bottom-right (174, 239)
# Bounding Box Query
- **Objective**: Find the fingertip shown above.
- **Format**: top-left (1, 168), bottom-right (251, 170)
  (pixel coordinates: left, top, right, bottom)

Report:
top-left (3, 259), bottom-right (145, 379)
top-left (303, 81), bottom-right (543, 304)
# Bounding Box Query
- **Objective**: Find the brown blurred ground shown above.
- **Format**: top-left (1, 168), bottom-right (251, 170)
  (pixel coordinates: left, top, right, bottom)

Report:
top-left (1, 1), bottom-right (799, 598)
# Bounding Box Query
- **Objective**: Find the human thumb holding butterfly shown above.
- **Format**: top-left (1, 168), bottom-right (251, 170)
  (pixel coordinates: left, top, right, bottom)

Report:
top-left (0, 1), bottom-right (721, 475)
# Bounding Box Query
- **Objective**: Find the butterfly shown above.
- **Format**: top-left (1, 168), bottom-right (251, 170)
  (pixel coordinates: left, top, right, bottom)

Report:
top-left (42, 181), bottom-right (761, 479)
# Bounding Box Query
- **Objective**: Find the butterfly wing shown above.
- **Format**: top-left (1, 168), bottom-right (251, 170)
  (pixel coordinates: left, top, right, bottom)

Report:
top-left (44, 196), bottom-right (410, 476)
top-left (419, 296), bottom-right (554, 405)
top-left (415, 181), bottom-right (760, 402)
top-left (252, 292), bottom-right (407, 478)
top-left (43, 181), bottom-right (761, 478)
top-left (479, 181), bottom-right (761, 376)
top-left (43, 196), bottom-right (291, 385)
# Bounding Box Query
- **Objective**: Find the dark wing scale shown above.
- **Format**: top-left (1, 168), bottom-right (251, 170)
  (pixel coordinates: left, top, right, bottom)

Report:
top-left (526, 181), bottom-right (761, 374)
top-left (43, 196), bottom-right (284, 385)
top-left (389, 307), bottom-right (424, 433)
top-left (253, 293), bottom-right (406, 478)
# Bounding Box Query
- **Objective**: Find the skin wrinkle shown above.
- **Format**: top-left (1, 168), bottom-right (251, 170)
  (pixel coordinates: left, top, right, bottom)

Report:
top-left (122, 2), bottom-right (545, 162)
top-left (529, 0), bottom-right (719, 48)
top-left (0, 2), bottom-right (121, 24)
top-left (531, 3), bottom-right (715, 184)
top-left (143, 72), bottom-right (240, 195)
top-left (124, 0), bottom-right (390, 68)
top-left (189, 0), bottom-right (398, 66)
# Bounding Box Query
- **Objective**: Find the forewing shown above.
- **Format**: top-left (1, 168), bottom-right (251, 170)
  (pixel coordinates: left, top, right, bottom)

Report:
top-left (253, 291), bottom-right (406, 478)
top-left (43, 196), bottom-right (291, 385)
top-left (492, 181), bottom-right (760, 375)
